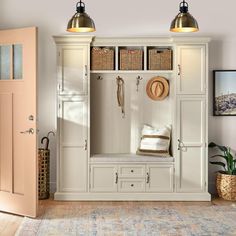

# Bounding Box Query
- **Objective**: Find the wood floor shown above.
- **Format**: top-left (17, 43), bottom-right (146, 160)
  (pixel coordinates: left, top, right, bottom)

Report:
top-left (0, 197), bottom-right (234, 236)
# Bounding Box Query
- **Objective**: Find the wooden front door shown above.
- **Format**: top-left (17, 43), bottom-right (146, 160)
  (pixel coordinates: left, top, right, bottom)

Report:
top-left (0, 27), bottom-right (37, 217)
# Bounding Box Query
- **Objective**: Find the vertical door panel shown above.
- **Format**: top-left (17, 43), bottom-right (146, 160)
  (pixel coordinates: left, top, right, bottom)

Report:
top-left (58, 96), bottom-right (88, 192)
top-left (90, 165), bottom-right (117, 192)
top-left (177, 97), bottom-right (206, 192)
top-left (0, 93), bottom-right (13, 192)
top-left (60, 148), bottom-right (87, 192)
top-left (60, 98), bottom-right (87, 147)
top-left (59, 46), bottom-right (88, 95)
top-left (146, 165), bottom-right (174, 192)
top-left (177, 45), bottom-right (206, 95)
top-left (0, 27), bottom-right (37, 217)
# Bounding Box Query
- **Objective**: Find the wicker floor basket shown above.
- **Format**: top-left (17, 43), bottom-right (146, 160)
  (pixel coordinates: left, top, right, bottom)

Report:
top-left (216, 172), bottom-right (236, 201)
top-left (120, 49), bottom-right (143, 70)
top-left (38, 149), bottom-right (50, 200)
top-left (91, 47), bottom-right (115, 70)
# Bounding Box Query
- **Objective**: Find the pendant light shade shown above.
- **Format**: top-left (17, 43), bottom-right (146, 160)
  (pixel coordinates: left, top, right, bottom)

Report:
top-left (67, 0), bottom-right (95, 33)
top-left (170, 0), bottom-right (199, 33)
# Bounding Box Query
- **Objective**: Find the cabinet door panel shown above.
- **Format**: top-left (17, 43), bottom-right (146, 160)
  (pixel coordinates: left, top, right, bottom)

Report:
top-left (177, 45), bottom-right (206, 95)
top-left (59, 97), bottom-right (87, 147)
top-left (177, 97), bottom-right (206, 193)
top-left (146, 165), bottom-right (174, 192)
top-left (58, 96), bottom-right (88, 192)
top-left (60, 147), bottom-right (87, 192)
top-left (179, 147), bottom-right (204, 192)
top-left (90, 165), bottom-right (117, 192)
top-left (59, 46), bottom-right (88, 95)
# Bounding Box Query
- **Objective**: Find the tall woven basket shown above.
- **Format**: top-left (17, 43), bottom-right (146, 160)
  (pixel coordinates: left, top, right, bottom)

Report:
top-left (38, 148), bottom-right (50, 200)
top-left (216, 172), bottom-right (236, 201)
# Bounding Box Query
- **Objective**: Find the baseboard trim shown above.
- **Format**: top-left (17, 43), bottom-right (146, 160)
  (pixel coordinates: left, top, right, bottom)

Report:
top-left (54, 192), bottom-right (211, 201)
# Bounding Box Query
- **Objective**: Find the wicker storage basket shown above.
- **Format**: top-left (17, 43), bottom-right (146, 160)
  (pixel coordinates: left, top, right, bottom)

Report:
top-left (216, 172), bottom-right (236, 201)
top-left (148, 49), bottom-right (172, 70)
top-left (120, 49), bottom-right (143, 70)
top-left (91, 47), bottom-right (115, 70)
top-left (38, 149), bottom-right (50, 200)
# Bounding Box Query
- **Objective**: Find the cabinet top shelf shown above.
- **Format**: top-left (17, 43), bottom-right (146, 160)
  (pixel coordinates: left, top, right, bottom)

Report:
top-left (90, 70), bottom-right (174, 74)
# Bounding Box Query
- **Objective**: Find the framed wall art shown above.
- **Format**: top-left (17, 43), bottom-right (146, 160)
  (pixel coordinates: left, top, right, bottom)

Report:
top-left (213, 70), bottom-right (236, 116)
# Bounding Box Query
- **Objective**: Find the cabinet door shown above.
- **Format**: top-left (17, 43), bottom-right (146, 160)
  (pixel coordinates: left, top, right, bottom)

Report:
top-left (177, 45), bottom-right (206, 95)
top-left (58, 96), bottom-right (88, 192)
top-left (146, 165), bottom-right (174, 192)
top-left (176, 97), bottom-right (206, 193)
top-left (90, 165), bottom-right (118, 192)
top-left (58, 45), bottom-right (88, 95)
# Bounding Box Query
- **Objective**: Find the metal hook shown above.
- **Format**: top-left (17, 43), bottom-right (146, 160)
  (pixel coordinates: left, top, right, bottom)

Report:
top-left (47, 131), bottom-right (55, 138)
top-left (136, 76), bottom-right (143, 92)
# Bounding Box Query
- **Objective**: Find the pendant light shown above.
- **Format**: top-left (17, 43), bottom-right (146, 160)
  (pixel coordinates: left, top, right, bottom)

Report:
top-left (67, 0), bottom-right (96, 33)
top-left (170, 0), bottom-right (199, 33)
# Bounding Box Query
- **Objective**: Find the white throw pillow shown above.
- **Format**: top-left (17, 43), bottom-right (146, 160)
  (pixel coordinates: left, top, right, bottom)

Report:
top-left (137, 124), bottom-right (171, 157)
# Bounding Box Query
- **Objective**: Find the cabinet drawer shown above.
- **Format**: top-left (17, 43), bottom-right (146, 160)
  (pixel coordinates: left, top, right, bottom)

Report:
top-left (119, 165), bottom-right (145, 178)
top-left (118, 179), bottom-right (145, 192)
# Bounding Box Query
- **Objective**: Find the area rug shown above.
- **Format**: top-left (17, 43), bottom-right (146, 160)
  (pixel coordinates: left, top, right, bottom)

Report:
top-left (16, 203), bottom-right (236, 236)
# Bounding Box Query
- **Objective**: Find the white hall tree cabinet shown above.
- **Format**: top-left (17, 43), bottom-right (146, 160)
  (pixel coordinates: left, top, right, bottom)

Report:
top-left (54, 36), bottom-right (93, 197)
top-left (54, 36), bottom-right (211, 201)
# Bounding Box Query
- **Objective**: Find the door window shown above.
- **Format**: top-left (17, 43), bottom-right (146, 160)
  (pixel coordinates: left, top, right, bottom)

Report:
top-left (0, 44), bottom-right (23, 80)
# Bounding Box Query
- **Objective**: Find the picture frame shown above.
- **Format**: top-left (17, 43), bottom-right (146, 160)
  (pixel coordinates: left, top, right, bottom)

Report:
top-left (213, 70), bottom-right (236, 116)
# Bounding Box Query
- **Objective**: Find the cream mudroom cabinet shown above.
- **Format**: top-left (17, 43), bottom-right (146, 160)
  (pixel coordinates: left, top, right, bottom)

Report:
top-left (54, 36), bottom-right (211, 201)
top-left (54, 36), bottom-right (93, 197)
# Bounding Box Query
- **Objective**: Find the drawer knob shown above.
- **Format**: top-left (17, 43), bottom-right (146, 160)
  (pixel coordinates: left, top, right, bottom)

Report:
top-left (131, 170), bottom-right (134, 173)
top-left (131, 184), bottom-right (134, 187)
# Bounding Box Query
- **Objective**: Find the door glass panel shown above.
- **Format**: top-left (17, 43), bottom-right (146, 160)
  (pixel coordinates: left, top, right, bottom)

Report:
top-left (0, 45), bottom-right (11, 80)
top-left (13, 44), bottom-right (23, 80)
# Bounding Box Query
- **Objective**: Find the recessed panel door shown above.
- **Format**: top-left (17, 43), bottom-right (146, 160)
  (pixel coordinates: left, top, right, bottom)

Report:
top-left (58, 96), bottom-right (88, 192)
top-left (58, 46), bottom-right (88, 95)
top-left (176, 97), bottom-right (206, 193)
top-left (177, 45), bottom-right (206, 95)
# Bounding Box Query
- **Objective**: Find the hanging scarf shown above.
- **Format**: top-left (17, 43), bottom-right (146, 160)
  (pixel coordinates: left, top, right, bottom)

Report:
top-left (116, 76), bottom-right (125, 118)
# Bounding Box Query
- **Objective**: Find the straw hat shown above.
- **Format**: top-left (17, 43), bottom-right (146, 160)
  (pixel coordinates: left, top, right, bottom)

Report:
top-left (146, 76), bottom-right (169, 101)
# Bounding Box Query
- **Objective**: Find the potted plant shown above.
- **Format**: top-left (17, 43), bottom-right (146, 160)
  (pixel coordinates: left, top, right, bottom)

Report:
top-left (209, 142), bottom-right (236, 200)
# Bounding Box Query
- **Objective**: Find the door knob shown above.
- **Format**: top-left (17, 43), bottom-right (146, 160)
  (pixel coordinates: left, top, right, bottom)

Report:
top-left (20, 128), bottom-right (34, 134)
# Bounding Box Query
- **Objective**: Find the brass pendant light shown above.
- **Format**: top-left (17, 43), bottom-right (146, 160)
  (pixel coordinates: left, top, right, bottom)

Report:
top-left (170, 0), bottom-right (199, 33)
top-left (67, 0), bottom-right (96, 33)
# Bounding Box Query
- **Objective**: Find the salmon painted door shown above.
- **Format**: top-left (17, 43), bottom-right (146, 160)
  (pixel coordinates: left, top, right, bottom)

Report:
top-left (0, 27), bottom-right (37, 217)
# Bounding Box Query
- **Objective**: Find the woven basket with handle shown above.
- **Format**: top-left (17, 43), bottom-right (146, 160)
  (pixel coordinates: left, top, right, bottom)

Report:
top-left (216, 172), bottom-right (236, 201)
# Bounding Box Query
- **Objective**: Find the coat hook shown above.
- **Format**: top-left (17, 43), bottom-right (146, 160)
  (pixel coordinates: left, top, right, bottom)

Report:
top-left (97, 76), bottom-right (103, 80)
top-left (136, 76), bottom-right (143, 92)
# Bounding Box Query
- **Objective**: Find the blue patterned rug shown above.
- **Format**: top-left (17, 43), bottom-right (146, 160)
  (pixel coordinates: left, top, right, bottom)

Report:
top-left (16, 203), bottom-right (236, 236)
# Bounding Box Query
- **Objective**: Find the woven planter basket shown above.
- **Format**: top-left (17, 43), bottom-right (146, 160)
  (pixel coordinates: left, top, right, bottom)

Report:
top-left (216, 172), bottom-right (236, 201)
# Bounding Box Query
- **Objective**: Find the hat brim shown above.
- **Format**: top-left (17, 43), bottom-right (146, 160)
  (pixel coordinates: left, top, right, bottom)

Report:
top-left (146, 76), bottom-right (169, 101)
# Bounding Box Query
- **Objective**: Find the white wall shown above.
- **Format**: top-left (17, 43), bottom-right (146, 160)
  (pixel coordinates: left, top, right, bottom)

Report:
top-left (0, 0), bottom-right (235, 193)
